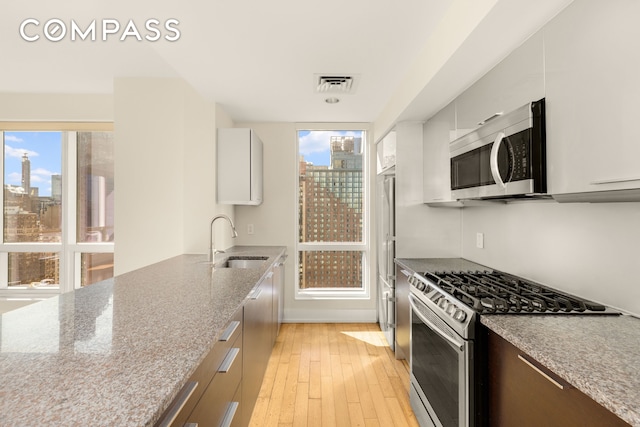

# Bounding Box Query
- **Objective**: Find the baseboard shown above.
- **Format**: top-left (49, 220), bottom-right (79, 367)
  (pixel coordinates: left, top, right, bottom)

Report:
top-left (283, 308), bottom-right (377, 323)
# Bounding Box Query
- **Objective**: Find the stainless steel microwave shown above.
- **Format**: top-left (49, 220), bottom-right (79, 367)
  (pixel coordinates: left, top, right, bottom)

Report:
top-left (450, 98), bottom-right (546, 200)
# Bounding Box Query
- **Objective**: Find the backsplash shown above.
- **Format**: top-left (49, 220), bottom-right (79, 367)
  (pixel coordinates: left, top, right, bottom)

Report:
top-left (461, 201), bottom-right (640, 317)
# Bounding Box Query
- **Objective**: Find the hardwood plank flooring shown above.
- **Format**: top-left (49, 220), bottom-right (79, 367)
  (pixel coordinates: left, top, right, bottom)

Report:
top-left (249, 323), bottom-right (419, 427)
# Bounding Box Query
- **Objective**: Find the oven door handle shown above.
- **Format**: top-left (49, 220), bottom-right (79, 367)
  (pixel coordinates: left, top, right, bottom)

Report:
top-left (409, 294), bottom-right (464, 351)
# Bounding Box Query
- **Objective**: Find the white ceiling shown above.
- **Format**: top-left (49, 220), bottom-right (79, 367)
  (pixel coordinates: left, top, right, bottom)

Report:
top-left (0, 0), bottom-right (572, 124)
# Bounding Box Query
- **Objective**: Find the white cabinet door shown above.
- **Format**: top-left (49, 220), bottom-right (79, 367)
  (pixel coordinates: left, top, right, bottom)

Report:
top-left (423, 101), bottom-right (456, 203)
top-left (217, 128), bottom-right (263, 205)
top-left (455, 31), bottom-right (545, 139)
top-left (545, 0), bottom-right (640, 198)
top-left (376, 130), bottom-right (396, 175)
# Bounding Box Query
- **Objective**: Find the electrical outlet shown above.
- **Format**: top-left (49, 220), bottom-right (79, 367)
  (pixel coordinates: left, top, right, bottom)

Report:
top-left (247, 224), bottom-right (254, 235)
top-left (476, 232), bottom-right (484, 249)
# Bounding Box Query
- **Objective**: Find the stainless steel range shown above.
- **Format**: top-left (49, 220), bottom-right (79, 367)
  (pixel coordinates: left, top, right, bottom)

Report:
top-left (408, 268), bottom-right (618, 427)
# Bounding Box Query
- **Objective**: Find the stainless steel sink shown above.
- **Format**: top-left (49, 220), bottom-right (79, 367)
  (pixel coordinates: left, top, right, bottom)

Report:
top-left (216, 256), bottom-right (269, 269)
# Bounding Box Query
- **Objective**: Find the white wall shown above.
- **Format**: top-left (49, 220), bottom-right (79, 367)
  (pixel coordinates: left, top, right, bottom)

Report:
top-left (114, 78), bottom-right (185, 274)
top-left (114, 77), bottom-right (233, 275)
top-left (0, 93), bottom-right (113, 122)
top-left (182, 88), bottom-right (235, 255)
top-left (395, 122), bottom-right (461, 258)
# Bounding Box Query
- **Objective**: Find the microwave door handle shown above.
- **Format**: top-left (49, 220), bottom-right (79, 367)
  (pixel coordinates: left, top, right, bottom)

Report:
top-left (490, 131), bottom-right (506, 188)
top-left (408, 294), bottom-right (464, 351)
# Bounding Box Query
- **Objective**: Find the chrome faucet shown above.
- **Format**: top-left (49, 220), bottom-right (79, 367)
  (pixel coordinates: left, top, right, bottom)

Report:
top-left (209, 214), bottom-right (239, 262)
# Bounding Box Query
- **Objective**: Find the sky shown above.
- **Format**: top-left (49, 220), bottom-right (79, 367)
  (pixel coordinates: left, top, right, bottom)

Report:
top-left (4, 131), bottom-right (62, 197)
top-left (298, 130), bottom-right (363, 167)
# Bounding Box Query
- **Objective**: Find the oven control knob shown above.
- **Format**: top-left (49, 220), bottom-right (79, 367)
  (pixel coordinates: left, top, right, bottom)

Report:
top-left (453, 309), bottom-right (467, 322)
top-left (445, 304), bottom-right (456, 315)
top-left (438, 298), bottom-right (449, 309)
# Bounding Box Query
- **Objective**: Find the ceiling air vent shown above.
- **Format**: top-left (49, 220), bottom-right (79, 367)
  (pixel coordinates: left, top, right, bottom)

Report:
top-left (315, 75), bottom-right (358, 94)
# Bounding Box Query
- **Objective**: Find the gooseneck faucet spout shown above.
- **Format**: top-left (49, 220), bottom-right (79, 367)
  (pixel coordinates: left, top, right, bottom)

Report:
top-left (209, 214), bottom-right (239, 262)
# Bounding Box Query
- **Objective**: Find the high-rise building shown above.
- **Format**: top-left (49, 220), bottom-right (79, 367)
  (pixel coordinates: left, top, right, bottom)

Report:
top-left (299, 135), bottom-right (363, 289)
top-left (4, 152), bottom-right (60, 286)
top-left (21, 153), bottom-right (30, 195)
top-left (52, 174), bottom-right (62, 201)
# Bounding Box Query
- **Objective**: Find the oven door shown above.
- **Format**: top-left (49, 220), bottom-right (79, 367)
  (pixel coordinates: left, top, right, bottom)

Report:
top-left (409, 293), bottom-right (473, 427)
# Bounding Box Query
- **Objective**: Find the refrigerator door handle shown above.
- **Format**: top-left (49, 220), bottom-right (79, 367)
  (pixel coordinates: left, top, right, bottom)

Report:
top-left (386, 238), bottom-right (395, 285)
top-left (384, 292), bottom-right (396, 328)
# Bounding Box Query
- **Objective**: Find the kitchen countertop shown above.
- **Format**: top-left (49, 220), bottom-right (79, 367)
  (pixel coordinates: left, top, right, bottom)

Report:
top-left (395, 257), bottom-right (492, 275)
top-left (482, 314), bottom-right (640, 426)
top-left (0, 245), bottom-right (286, 427)
top-left (396, 257), bottom-right (640, 426)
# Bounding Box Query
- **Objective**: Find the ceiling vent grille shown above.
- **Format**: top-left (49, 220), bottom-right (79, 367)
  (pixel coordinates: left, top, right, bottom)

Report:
top-left (315, 75), bottom-right (357, 94)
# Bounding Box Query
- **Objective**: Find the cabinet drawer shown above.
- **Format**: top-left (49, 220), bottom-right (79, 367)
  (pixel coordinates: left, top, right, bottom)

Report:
top-left (155, 309), bottom-right (243, 427)
top-left (186, 343), bottom-right (243, 426)
top-left (487, 330), bottom-right (629, 427)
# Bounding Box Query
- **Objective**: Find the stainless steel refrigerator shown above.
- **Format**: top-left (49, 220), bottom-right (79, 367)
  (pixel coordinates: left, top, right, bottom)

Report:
top-left (377, 173), bottom-right (395, 348)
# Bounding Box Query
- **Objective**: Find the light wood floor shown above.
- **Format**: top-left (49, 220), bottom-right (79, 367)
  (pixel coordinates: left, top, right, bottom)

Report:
top-left (249, 323), bottom-right (419, 427)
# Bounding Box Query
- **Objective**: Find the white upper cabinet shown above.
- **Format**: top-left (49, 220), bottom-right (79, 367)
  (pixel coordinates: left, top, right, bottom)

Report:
top-left (423, 101), bottom-right (456, 204)
top-left (545, 0), bottom-right (640, 201)
top-left (217, 128), bottom-right (263, 205)
top-left (455, 31), bottom-right (545, 139)
top-left (376, 130), bottom-right (396, 175)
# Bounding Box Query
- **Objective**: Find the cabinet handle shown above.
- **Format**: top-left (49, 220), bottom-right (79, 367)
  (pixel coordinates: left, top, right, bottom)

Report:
top-left (220, 401), bottom-right (239, 427)
top-left (219, 321), bottom-right (240, 342)
top-left (251, 288), bottom-right (263, 300)
top-left (157, 381), bottom-right (198, 427)
top-left (590, 176), bottom-right (640, 185)
top-left (477, 112), bottom-right (503, 126)
top-left (218, 348), bottom-right (240, 373)
top-left (275, 254), bottom-right (289, 266)
top-left (184, 424), bottom-right (198, 427)
top-left (518, 354), bottom-right (571, 390)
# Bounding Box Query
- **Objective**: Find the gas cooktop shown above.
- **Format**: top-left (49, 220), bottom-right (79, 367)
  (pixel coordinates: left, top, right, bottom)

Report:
top-left (419, 270), bottom-right (613, 315)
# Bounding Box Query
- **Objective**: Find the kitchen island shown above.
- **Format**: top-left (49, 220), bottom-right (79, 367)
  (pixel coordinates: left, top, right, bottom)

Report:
top-left (0, 245), bottom-right (285, 426)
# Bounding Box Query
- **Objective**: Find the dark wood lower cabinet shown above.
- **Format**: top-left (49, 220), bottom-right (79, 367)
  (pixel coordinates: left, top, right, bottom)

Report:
top-left (155, 255), bottom-right (285, 427)
top-left (242, 270), bottom-right (275, 426)
top-left (487, 329), bottom-right (629, 427)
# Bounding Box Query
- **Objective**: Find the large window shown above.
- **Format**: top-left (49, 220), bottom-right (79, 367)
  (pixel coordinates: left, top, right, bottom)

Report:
top-left (0, 124), bottom-right (114, 296)
top-left (297, 128), bottom-right (368, 298)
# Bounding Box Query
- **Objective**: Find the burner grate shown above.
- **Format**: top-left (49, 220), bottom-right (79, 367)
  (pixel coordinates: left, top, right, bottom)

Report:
top-left (423, 270), bottom-right (607, 314)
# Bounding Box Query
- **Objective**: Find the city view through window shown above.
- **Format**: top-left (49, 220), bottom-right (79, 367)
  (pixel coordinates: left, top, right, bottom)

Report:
top-left (298, 130), bottom-right (365, 291)
top-left (2, 130), bottom-right (114, 290)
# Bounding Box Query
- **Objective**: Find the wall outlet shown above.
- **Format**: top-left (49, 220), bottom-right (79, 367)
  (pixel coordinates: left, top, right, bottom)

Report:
top-left (476, 232), bottom-right (484, 249)
top-left (247, 224), bottom-right (254, 235)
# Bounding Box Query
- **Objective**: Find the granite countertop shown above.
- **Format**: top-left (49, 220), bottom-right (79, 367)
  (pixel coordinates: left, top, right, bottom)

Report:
top-left (0, 245), bottom-right (286, 427)
top-left (396, 257), bottom-right (640, 426)
top-left (482, 314), bottom-right (640, 426)
top-left (395, 257), bottom-right (492, 275)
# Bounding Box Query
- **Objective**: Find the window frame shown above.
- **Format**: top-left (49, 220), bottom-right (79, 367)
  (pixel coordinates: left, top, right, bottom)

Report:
top-left (295, 123), bottom-right (371, 300)
top-left (0, 122), bottom-right (114, 298)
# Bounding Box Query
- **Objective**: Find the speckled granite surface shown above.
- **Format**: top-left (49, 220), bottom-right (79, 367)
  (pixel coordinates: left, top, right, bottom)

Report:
top-left (481, 314), bottom-right (640, 426)
top-left (395, 257), bottom-right (492, 275)
top-left (0, 245), bottom-right (285, 427)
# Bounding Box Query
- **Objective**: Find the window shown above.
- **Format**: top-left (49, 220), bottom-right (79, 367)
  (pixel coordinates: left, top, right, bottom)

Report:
top-left (296, 128), bottom-right (368, 298)
top-left (0, 124), bottom-right (114, 296)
